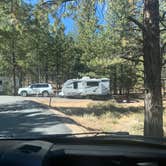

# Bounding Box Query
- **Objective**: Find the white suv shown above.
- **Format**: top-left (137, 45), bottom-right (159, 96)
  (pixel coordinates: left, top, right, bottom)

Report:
top-left (18, 83), bottom-right (54, 97)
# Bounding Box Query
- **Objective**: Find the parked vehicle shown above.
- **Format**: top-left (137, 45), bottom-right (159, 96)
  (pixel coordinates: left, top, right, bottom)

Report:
top-left (59, 77), bottom-right (110, 97)
top-left (18, 83), bottom-right (54, 97)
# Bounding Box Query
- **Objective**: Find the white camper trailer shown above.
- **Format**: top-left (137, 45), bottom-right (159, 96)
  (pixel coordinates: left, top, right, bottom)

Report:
top-left (59, 77), bottom-right (110, 97)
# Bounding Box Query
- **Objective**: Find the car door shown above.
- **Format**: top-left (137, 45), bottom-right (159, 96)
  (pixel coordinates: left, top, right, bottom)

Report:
top-left (30, 84), bottom-right (39, 95)
top-left (41, 84), bottom-right (50, 93)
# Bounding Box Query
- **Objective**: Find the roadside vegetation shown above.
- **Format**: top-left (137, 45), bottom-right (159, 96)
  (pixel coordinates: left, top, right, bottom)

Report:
top-left (66, 100), bottom-right (144, 135)
top-left (34, 98), bottom-right (166, 136)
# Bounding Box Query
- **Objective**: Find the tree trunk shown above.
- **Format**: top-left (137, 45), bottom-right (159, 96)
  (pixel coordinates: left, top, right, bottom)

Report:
top-left (143, 0), bottom-right (163, 137)
top-left (119, 64), bottom-right (123, 95)
top-left (109, 74), bottom-right (112, 95)
top-left (19, 71), bottom-right (23, 88)
top-left (45, 64), bottom-right (48, 83)
top-left (11, 37), bottom-right (17, 96)
top-left (113, 65), bottom-right (117, 95)
top-left (126, 88), bottom-right (130, 103)
top-left (11, 0), bottom-right (17, 96)
top-left (12, 56), bottom-right (16, 95)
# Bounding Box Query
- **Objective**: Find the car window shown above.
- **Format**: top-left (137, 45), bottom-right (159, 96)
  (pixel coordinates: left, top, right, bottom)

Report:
top-left (39, 84), bottom-right (49, 88)
top-left (42, 84), bottom-right (49, 88)
top-left (36, 84), bottom-right (42, 88)
top-left (31, 84), bottom-right (49, 88)
top-left (30, 84), bottom-right (37, 88)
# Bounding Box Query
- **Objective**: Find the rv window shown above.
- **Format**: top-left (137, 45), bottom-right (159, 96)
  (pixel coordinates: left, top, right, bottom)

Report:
top-left (101, 80), bottom-right (109, 82)
top-left (66, 83), bottom-right (73, 88)
top-left (87, 81), bottom-right (99, 87)
top-left (73, 82), bottom-right (78, 89)
top-left (0, 80), bottom-right (2, 86)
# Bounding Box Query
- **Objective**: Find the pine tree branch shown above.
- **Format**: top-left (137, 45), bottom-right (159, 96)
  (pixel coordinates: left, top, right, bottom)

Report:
top-left (120, 56), bottom-right (144, 63)
top-left (0, 30), bottom-right (12, 39)
top-left (160, 28), bottom-right (166, 32)
top-left (160, 12), bottom-right (166, 30)
top-left (162, 60), bottom-right (166, 66)
top-left (40, 0), bottom-right (75, 6)
top-left (161, 42), bottom-right (166, 56)
top-left (160, 20), bottom-right (166, 29)
top-left (136, 74), bottom-right (144, 79)
top-left (161, 11), bottom-right (166, 21)
top-left (127, 16), bottom-right (146, 32)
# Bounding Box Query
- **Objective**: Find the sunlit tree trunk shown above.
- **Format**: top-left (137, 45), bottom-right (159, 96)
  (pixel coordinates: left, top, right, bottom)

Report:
top-left (113, 66), bottom-right (117, 95)
top-left (143, 0), bottom-right (163, 137)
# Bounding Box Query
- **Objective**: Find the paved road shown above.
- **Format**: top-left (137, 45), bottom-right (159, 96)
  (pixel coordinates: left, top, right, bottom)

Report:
top-left (0, 96), bottom-right (71, 138)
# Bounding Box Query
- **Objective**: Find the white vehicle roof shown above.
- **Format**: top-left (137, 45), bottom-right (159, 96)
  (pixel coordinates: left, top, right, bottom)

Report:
top-left (101, 78), bottom-right (109, 80)
top-left (64, 77), bottom-right (109, 84)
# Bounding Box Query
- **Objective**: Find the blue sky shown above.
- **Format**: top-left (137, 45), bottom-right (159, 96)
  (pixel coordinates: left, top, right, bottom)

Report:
top-left (24, 0), bottom-right (76, 34)
top-left (24, 0), bottom-right (106, 34)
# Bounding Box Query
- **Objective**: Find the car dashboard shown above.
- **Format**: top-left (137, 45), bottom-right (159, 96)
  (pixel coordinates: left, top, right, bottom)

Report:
top-left (0, 136), bottom-right (166, 166)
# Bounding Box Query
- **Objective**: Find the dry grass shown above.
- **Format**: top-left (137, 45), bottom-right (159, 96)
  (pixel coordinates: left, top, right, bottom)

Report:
top-left (31, 97), bottom-right (166, 135)
top-left (67, 100), bottom-right (144, 135)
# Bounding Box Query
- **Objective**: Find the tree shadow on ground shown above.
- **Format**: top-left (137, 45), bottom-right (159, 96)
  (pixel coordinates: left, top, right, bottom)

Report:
top-left (0, 100), bottom-right (97, 138)
top-left (0, 100), bottom-right (47, 112)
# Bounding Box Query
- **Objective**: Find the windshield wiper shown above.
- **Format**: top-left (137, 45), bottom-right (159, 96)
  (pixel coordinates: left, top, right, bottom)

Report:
top-left (46, 131), bottom-right (130, 138)
top-left (0, 131), bottom-right (129, 139)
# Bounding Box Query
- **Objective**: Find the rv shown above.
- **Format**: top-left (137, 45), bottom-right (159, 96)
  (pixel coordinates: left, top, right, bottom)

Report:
top-left (59, 77), bottom-right (110, 97)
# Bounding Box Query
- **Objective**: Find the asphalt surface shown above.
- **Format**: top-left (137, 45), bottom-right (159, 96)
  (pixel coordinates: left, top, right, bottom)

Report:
top-left (0, 96), bottom-right (71, 138)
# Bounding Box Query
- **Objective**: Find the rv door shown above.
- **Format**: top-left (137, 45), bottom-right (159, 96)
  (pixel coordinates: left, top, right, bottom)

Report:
top-left (0, 80), bottom-right (2, 92)
top-left (64, 81), bottom-right (82, 96)
top-left (71, 81), bottom-right (83, 96)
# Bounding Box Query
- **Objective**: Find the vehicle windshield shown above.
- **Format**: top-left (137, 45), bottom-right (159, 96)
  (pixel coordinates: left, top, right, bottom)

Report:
top-left (0, 0), bottom-right (165, 139)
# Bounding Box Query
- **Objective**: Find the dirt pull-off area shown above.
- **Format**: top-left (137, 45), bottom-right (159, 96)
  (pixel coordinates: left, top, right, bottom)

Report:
top-left (30, 97), bottom-right (166, 135)
top-left (30, 97), bottom-right (146, 135)
top-left (30, 97), bottom-right (102, 108)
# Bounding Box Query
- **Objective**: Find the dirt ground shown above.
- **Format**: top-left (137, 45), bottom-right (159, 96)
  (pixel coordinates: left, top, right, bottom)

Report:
top-left (30, 97), bottom-right (101, 108)
top-left (30, 97), bottom-right (166, 135)
top-left (31, 97), bottom-right (144, 108)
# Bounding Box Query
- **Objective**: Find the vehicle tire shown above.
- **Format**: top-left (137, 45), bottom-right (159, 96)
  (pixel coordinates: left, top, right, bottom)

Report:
top-left (21, 91), bottom-right (28, 97)
top-left (42, 91), bottom-right (49, 97)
